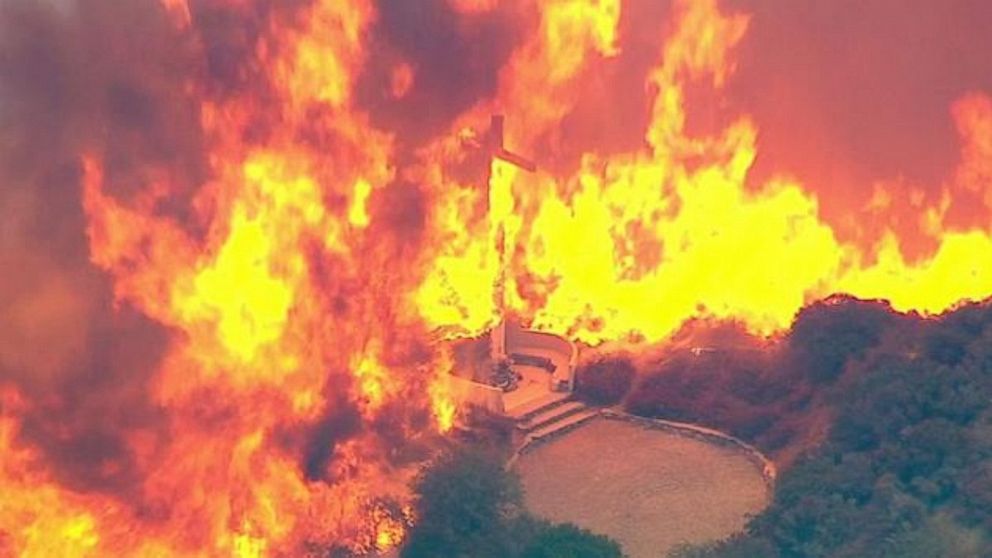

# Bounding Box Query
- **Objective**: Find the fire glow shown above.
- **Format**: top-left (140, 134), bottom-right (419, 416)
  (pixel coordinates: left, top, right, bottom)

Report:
top-left (2, 0), bottom-right (991, 556)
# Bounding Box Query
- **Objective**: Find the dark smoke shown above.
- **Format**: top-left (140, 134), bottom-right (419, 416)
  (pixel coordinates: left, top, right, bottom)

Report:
top-left (16, 299), bottom-right (170, 494)
top-left (0, 0), bottom-right (202, 495)
top-left (302, 395), bottom-right (363, 482)
top-left (358, 0), bottom-right (525, 147)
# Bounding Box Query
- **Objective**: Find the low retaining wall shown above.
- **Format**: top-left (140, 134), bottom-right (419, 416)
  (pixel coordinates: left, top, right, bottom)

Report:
top-left (449, 375), bottom-right (505, 415)
top-left (599, 410), bottom-right (777, 487)
top-left (504, 322), bottom-right (578, 391)
top-left (507, 409), bottom-right (777, 489)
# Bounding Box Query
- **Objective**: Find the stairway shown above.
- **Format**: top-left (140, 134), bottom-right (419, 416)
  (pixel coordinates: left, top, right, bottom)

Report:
top-left (508, 394), bottom-right (599, 444)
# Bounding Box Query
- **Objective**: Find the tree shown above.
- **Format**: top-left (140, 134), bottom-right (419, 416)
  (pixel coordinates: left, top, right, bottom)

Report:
top-left (401, 449), bottom-right (624, 558)
top-left (682, 300), bottom-right (992, 557)
top-left (402, 449), bottom-right (521, 558)
top-left (788, 297), bottom-right (894, 384)
top-left (520, 523), bottom-right (622, 558)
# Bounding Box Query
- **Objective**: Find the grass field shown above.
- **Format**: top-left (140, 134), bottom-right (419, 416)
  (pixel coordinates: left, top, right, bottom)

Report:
top-left (516, 418), bottom-right (770, 557)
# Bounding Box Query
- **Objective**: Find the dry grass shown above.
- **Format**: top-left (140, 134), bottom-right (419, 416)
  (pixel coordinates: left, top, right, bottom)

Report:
top-left (515, 418), bottom-right (770, 558)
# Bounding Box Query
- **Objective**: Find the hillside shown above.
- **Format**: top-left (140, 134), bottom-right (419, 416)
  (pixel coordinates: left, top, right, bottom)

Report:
top-left (576, 298), bottom-right (992, 557)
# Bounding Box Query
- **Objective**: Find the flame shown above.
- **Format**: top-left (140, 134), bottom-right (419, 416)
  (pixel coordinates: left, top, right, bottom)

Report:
top-left (428, 346), bottom-right (459, 433)
top-left (421, 0), bottom-right (992, 344)
top-left (3, 0), bottom-right (992, 555)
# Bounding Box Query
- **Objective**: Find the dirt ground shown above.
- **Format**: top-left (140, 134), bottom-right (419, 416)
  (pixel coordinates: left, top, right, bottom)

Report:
top-left (515, 418), bottom-right (770, 558)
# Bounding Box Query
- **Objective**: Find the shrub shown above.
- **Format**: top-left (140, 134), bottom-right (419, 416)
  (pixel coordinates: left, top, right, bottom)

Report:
top-left (520, 523), bottom-right (622, 558)
top-left (575, 357), bottom-right (636, 406)
top-left (788, 296), bottom-right (895, 384)
top-left (401, 449), bottom-right (623, 558)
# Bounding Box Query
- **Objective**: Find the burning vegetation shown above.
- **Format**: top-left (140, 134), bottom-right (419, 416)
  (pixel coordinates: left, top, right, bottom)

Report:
top-left (1, 0), bottom-right (992, 556)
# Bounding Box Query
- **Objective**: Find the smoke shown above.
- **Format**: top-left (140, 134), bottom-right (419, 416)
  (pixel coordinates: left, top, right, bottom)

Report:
top-left (530, 0), bottom-right (673, 174)
top-left (0, 0), bottom-right (201, 495)
top-left (357, 0), bottom-right (525, 147)
top-left (724, 0), bottom-right (992, 248)
top-left (302, 393), bottom-right (364, 482)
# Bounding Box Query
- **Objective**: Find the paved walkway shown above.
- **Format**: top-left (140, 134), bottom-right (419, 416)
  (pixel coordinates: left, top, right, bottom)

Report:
top-left (502, 365), bottom-right (556, 413)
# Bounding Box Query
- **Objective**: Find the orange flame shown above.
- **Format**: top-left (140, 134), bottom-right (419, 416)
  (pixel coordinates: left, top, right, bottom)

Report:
top-left (421, 0), bottom-right (992, 344)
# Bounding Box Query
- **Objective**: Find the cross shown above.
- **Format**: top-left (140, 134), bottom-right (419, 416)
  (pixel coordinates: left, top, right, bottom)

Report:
top-left (477, 115), bottom-right (537, 173)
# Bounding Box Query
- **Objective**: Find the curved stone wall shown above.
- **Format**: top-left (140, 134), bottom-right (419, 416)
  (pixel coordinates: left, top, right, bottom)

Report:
top-left (502, 321), bottom-right (577, 391)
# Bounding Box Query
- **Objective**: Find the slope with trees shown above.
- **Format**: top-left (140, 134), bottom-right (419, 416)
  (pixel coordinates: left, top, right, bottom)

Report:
top-left (666, 299), bottom-right (992, 556)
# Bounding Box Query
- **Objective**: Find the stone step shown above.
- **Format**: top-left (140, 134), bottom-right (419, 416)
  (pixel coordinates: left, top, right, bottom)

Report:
top-left (525, 409), bottom-right (600, 444)
top-left (518, 401), bottom-right (588, 433)
top-left (505, 391), bottom-right (572, 420)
